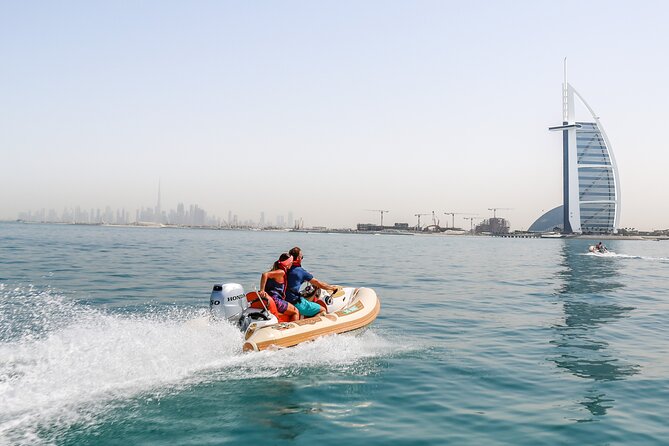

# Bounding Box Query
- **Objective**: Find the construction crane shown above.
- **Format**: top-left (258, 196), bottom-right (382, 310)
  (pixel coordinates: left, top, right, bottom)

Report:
top-left (366, 209), bottom-right (390, 227)
top-left (487, 208), bottom-right (512, 219)
top-left (431, 211), bottom-right (440, 228)
top-left (414, 213), bottom-right (430, 231)
top-left (443, 212), bottom-right (471, 228)
top-left (464, 216), bottom-right (481, 234)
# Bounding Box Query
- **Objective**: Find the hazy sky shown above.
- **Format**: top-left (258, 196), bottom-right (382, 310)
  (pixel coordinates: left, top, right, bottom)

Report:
top-left (2, 1), bottom-right (668, 230)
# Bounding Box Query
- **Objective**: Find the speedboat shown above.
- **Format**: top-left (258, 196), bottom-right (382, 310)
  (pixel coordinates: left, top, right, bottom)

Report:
top-left (588, 245), bottom-right (614, 256)
top-left (209, 283), bottom-right (381, 351)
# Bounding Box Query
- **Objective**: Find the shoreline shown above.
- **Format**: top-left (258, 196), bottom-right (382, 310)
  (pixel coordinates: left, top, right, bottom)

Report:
top-left (2, 220), bottom-right (667, 240)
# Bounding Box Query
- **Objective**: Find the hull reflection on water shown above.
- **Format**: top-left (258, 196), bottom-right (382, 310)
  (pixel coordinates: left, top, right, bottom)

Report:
top-left (551, 243), bottom-right (640, 418)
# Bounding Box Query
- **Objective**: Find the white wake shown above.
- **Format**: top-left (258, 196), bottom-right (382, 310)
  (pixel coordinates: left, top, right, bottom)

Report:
top-left (0, 286), bottom-right (401, 444)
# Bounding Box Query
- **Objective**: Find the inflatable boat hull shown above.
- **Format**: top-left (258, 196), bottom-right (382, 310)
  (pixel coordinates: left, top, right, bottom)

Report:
top-left (242, 287), bottom-right (381, 352)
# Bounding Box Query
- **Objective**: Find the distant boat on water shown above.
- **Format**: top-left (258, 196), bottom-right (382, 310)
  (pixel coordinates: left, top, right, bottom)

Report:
top-left (441, 229), bottom-right (467, 235)
top-left (540, 232), bottom-right (564, 238)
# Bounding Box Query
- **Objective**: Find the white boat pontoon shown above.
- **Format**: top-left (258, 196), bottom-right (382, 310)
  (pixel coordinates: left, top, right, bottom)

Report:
top-left (209, 284), bottom-right (381, 352)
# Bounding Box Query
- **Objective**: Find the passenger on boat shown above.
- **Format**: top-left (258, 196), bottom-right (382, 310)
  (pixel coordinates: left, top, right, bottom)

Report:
top-left (286, 246), bottom-right (337, 318)
top-left (259, 253), bottom-right (300, 322)
top-left (595, 242), bottom-right (607, 253)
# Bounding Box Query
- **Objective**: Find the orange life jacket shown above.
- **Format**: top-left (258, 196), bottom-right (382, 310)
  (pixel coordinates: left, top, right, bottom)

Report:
top-left (245, 291), bottom-right (291, 323)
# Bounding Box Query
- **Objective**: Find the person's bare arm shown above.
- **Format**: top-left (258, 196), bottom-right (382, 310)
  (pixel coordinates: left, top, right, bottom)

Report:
top-left (309, 277), bottom-right (337, 292)
top-left (260, 270), bottom-right (283, 296)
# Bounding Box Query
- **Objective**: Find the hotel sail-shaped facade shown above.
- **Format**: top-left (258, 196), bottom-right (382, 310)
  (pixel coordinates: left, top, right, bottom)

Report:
top-left (548, 69), bottom-right (621, 234)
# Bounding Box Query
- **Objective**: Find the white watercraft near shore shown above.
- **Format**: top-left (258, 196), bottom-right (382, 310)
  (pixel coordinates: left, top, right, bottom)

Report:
top-left (209, 284), bottom-right (380, 352)
top-left (588, 245), bottom-right (615, 256)
top-left (540, 232), bottom-right (564, 238)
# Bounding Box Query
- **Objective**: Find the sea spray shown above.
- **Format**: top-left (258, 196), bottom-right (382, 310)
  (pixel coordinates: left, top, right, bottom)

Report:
top-left (0, 289), bottom-right (240, 441)
top-left (0, 287), bottom-right (404, 444)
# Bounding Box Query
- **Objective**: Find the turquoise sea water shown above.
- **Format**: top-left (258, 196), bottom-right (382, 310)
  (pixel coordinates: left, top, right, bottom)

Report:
top-left (2, 222), bottom-right (669, 445)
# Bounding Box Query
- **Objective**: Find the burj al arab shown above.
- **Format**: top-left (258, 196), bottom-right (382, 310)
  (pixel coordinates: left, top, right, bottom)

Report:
top-left (529, 61), bottom-right (621, 234)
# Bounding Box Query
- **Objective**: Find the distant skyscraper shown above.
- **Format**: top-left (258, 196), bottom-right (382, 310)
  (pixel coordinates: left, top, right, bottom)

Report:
top-left (177, 203), bottom-right (185, 225)
top-left (154, 179), bottom-right (162, 223)
top-left (531, 62), bottom-right (621, 234)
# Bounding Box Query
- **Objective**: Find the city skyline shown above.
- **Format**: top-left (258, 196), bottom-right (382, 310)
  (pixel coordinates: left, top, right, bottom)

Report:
top-left (12, 181), bottom-right (298, 228)
top-left (9, 181), bottom-right (505, 230)
top-left (3, 2), bottom-right (669, 231)
top-left (14, 201), bottom-right (298, 229)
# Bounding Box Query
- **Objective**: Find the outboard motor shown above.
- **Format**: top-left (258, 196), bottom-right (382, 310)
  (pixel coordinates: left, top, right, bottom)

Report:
top-left (210, 283), bottom-right (248, 322)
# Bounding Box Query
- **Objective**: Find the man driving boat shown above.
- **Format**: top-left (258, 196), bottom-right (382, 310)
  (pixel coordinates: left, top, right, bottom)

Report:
top-left (285, 246), bottom-right (337, 318)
